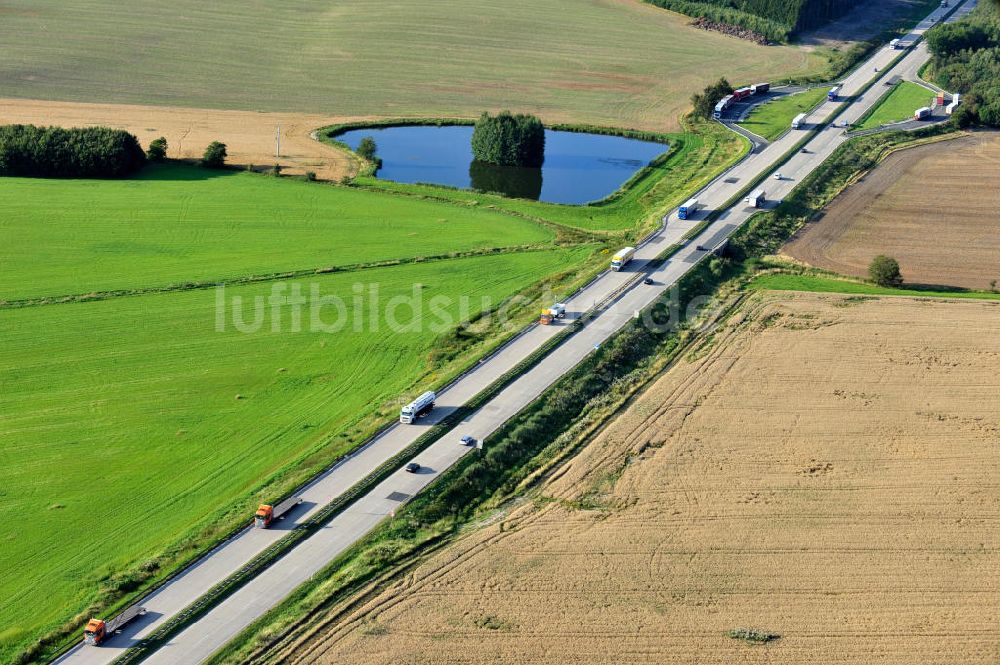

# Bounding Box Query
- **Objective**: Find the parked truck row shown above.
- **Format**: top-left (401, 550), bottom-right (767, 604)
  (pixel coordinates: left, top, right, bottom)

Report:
top-left (713, 82), bottom-right (771, 119)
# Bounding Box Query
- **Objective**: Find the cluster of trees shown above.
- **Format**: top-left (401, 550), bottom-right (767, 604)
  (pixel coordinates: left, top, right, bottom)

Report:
top-left (645, 0), bottom-right (861, 41)
top-left (0, 125), bottom-right (234, 177)
top-left (0, 124), bottom-right (146, 178)
top-left (691, 77), bottom-right (734, 119)
top-left (471, 111), bottom-right (545, 167)
top-left (926, 4), bottom-right (1000, 127)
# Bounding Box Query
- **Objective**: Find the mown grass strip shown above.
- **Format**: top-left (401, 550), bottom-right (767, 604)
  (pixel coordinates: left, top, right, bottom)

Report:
top-left (855, 80), bottom-right (936, 129)
top-left (738, 86), bottom-right (829, 141)
top-left (1, 244), bottom-right (564, 310)
top-left (750, 271), bottom-right (1000, 300)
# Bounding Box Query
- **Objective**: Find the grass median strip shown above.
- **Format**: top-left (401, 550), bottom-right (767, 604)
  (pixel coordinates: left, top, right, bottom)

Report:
top-left (856, 80), bottom-right (936, 129)
top-left (738, 87), bottom-right (828, 141)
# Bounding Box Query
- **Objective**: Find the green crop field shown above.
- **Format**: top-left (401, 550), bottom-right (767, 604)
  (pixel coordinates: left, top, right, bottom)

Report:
top-left (0, 248), bottom-right (591, 657)
top-left (737, 86), bottom-right (828, 140)
top-left (0, 0), bottom-right (821, 131)
top-left (857, 81), bottom-right (936, 129)
top-left (0, 163), bottom-right (557, 302)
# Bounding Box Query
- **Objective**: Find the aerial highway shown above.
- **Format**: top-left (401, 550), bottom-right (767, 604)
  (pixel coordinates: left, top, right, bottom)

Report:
top-left (52, 1), bottom-right (974, 662)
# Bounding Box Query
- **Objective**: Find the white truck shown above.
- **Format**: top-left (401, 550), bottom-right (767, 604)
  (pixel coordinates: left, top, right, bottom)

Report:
top-left (946, 93), bottom-right (961, 115)
top-left (400, 391), bottom-right (436, 424)
top-left (791, 113), bottom-right (808, 130)
top-left (914, 106), bottom-right (932, 120)
top-left (539, 303), bottom-right (566, 325)
top-left (746, 189), bottom-right (766, 208)
top-left (678, 198), bottom-right (702, 220)
top-left (611, 247), bottom-right (636, 271)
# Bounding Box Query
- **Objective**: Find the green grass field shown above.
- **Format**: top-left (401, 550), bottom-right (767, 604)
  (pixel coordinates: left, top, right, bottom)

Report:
top-left (750, 272), bottom-right (1000, 299)
top-left (737, 86), bottom-right (828, 140)
top-left (0, 163), bottom-right (557, 302)
top-left (857, 81), bottom-right (936, 129)
top-left (0, 249), bottom-right (591, 657)
top-left (0, 0), bottom-right (821, 131)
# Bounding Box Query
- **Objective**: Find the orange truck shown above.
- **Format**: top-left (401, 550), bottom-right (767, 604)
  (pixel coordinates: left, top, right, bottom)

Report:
top-left (83, 604), bottom-right (146, 646)
top-left (539, 303), bottom-right (566, 325)
top-left (254, 495), bottom-right (303, 528)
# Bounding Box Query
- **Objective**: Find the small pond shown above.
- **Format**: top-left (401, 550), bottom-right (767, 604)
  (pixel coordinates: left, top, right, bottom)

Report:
top-left (335, 125), bottom-right (668, 205)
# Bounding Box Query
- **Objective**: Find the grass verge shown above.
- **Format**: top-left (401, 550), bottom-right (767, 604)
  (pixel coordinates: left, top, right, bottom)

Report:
top-left (856, 80), bottom-right (936, 129)
top-left (738, 86), bottom-right (829, 140)
top-left (751, 270), bottom-right (1000, 300)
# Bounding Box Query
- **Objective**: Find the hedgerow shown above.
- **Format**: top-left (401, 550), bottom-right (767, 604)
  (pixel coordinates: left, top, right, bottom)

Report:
top-left (0, 124), bottom-right (145, 178)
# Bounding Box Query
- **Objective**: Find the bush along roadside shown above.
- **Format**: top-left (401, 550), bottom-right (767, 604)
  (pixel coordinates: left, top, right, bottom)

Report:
top-left (206, 123), bottom-right (965, 665)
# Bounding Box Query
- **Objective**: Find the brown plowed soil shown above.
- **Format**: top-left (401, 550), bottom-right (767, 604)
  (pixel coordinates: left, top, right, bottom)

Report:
top-left (269, 292), bottom-right (1000, 665)
top-left (0, 98), bottom-right (358, 180)
top-left (785, 131), bottom-right (1000, 291)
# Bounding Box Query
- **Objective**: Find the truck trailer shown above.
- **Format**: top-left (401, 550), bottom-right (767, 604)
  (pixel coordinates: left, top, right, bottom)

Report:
top-left (791, 113), bottom-right (808, 130)
top-left (746, 189), bottom-right (766, 208)
top-left (713, 94), bottom-right (734, 119)
top-left (732, 87), bottom-right (753, 101)
top-left (678, 198), bottom-right (702, 220)
top-left (750, 82), bottom-right (770, 95)
top-left (83, 605), bottom-right (146, 646)
top-left (401, 391), bottom-right (436, 424)
top-left (946, 93), bottom-right (961, 115)
top-left (539, 303), bottom-right (566, 325)
top-left (914, 106), bottom-right (932, 120)
top-left (611, 247), bottom-right (636, 271)
top-left (254, 495), bottom-right (303, 528)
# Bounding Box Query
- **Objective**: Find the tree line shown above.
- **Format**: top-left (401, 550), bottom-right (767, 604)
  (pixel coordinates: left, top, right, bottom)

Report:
top-left (0, 125), bottom-right (146, 178)
top-left (644, 0), bottom-right (862, 42)
top-left (926, 3), bottom-right (1000, 127)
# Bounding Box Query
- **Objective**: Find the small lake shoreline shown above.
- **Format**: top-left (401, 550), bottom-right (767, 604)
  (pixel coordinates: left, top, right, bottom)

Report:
top-left (320, 119), bottom-right (671, 206)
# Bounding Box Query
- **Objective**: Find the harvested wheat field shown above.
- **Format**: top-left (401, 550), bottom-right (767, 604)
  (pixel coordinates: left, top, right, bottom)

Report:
top-left (785, 131), bottom-right (1000, 290)
top-left (0, 98), bottom-right (358, 180)
top-left (278, 291), bottom-right (1000, 665)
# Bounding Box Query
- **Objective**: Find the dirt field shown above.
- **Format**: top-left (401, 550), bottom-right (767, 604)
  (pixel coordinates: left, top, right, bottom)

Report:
top-left (274, 292), bottom-right (1000, 665)
top-left (0, 98), bottom-right (358, 180)
top-left (798, 0), bottom-right (935, 47)
top-left (785, 132), bottom-right (1000, 290)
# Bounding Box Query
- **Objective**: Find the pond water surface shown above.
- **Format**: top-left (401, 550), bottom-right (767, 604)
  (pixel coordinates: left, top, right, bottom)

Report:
top-left (336, 125), bottom-right (667, 205)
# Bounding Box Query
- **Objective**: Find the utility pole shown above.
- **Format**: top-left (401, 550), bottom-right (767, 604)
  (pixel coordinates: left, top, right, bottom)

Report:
top-left (275, 123), bottom-right (281, 158)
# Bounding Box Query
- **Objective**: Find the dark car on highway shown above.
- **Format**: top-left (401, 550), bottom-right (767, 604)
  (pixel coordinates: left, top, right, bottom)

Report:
top-left (405, 462), bottom-right (421, 473)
